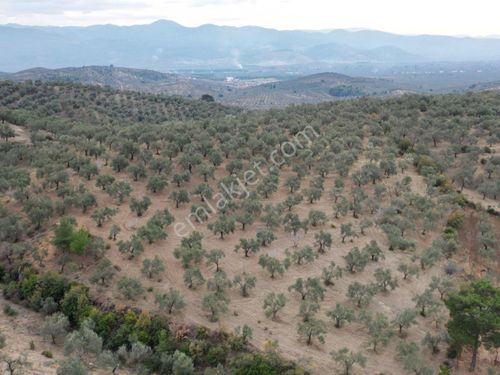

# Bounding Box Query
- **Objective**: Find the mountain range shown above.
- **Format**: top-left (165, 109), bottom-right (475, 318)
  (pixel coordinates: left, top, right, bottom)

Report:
top-left (2, 20), bottom-right (500, 73)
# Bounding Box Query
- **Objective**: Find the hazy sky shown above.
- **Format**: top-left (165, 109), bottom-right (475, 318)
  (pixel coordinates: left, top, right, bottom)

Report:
top-left (1, 0), bottom-right (499, 36)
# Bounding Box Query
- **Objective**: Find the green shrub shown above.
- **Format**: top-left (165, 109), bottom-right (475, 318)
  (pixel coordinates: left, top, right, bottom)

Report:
top-left (230, 354), bottom-right (279, 375)
top-left (446, 341), bottom-right (461, 359)
top-left (206, 345), bottom-right (227, 366)
top-left (3, 281), bottom-right (19, 300)
top-left (415, 155), bottom-right (438, 174)
top-left (446, 210), bottom-right (464, 229)
top-left (42, 350), bottom-right (53, 358)
top-left (398, 138), bottom-right (414, 154)
top-left (3, 304), bottom-right (18, 316)
top-left (438, 363), bottom-right (451, 375)
top-left (61, 284), bottom-right (92, 326)
top-left (442, 226), bottom-right (457, 240)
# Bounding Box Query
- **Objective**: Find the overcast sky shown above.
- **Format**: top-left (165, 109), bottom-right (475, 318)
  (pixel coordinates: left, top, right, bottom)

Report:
top-left (1, 0), bottom-right (499, 36)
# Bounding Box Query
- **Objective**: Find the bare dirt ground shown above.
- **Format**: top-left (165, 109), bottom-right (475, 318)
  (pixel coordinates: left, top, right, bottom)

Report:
top-left (0, 294), bottom-right (60, 375)
top-left (1, 122), bottom-right (32, 145)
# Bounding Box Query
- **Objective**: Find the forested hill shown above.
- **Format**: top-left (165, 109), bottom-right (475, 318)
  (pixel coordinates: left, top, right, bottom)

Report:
top-left (0, 80), bottom-right (239, 125)
top-left (0, 66), bottom-right (410, 109)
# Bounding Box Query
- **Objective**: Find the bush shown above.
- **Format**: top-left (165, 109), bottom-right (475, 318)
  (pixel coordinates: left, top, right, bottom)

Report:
top-left (444, 261), bottom-right (459, 275)
top-left (438, 363), bottom-right (451, 375)
top-left (3, 281), bottom-right (19, 300)
top-left (442, 226), bottom-right (457, 240)
top-left (206, 345), bottom-right (227, 366)
top-left (398, 138), bottom-right (414, 154)
top-left (486, 207), bottom-right (500, 217)
top-left (61, 284), bottom-right (92, 325)
top-left (328, 85), bottom-right (363, 98)
top-left (432, 175), bottom-right (454, 193)
top-left (69, 228), bottom-right (92, 255)
top-left (230, 354), bottom-right (279, 375)
top-left (446, 210), bottom-right (464, 229)
top-left (3, 304), bottom-right (18, 316)
top-left (455, 194), bottom-right (469, 208)
top-left (415, 155), bottom-right (439, 174)
top-left (42, 350), bottom-right (53, 358)
top-left (446, 341), bottom-right (461, 359)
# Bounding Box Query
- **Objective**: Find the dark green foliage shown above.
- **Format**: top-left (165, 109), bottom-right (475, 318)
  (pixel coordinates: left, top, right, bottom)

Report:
top-left (328, 85), bottom-right (363, 97)
top-left (445, 279), bottom-right (500, 371)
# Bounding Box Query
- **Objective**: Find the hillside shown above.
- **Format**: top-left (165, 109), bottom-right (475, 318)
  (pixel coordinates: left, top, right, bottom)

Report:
top-left (1, 66), bottom-right (410, 108)
top-left (0, 81), bottom-right (499, 375)
top-left (1, 66), bottom-right (233, 98)
top-left (0, 79), bottom-right (238, 123)
top-left (227, 72), bottom-right (406, 108)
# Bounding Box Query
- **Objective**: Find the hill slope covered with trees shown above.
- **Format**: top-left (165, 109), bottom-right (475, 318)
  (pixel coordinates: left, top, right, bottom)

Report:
top-left (0, 81), bottom-right (499, 375)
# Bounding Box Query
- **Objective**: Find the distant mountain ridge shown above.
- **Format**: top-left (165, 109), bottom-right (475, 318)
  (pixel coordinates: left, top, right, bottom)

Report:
top-left (2, 20), bottom-right (500, 72)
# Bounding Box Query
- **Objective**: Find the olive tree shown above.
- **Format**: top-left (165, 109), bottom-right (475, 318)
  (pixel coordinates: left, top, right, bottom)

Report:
top-left (208, 215), bottom-right (235, 239)
top-left (373, 268), bottom-right (399, 292)
top-left (314, 230), bottom-right (332, 254)
top-left (183, 268), bottom-right (205, 289)
top-left (330, 347), bottom-right (366, 375)
top-left (397, 262), bottom-right (420, 280)
top-left (347, 282), bottom-right (376, 308)
top-left (155, 288), bottom-right (186, 314)
top-left (326, 303), bottom-right (355, 329)
top-left (234, 238), bottom-right (260, 258)
top-left (129, 196), bottom-right (151, 217)
top-left (263, 292), bottom-right (287, 320)
top-left (297, 318), bottom-right (327, 345)
top-left (258, 255), bottom-right (287, 278)
top-left (288, 277), bottom-right (325, 302)
top-left (41, 313), bottom-right (69, 344)
top-left (233, 274), bottom-right (257, 297)
top-left (91, 207), bottom-right (117, 227)
top-left (343, 247), bottom-right (369, 273)
top-left (412, 288), bottom-right (438, 317)
top-left (202, 293), bottom-right (229, 322)
top-left (90, 258), bottom-right (116, 286)
top-left (362, 311), bottom-right (393, 353)
top-left (141, 256), bottom-right (165, 279)
top-left (117, 277), bottom-right (144, 300)
top-left (321, 262), bottom-right (343, 286)
top-left (392, 308), bottom-right (418, 335)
